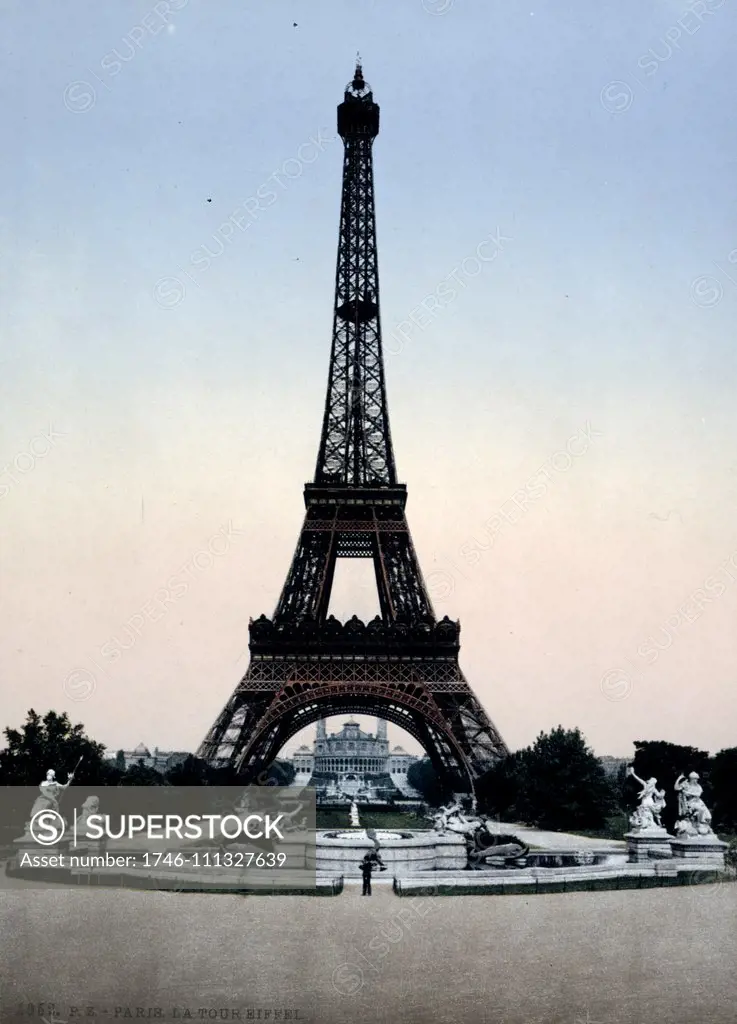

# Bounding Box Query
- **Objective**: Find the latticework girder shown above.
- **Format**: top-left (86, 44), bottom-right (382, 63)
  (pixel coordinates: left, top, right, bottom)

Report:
top-left (196, 64), bottom-right (509, 788)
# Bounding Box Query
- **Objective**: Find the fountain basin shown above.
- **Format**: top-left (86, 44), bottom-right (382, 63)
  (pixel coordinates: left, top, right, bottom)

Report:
top-left (526, 849), bottom-right (628, 868)
top-left (313, 828), bottom-right (466, 876)
top-left (323, 830), bottom-right (407, 842)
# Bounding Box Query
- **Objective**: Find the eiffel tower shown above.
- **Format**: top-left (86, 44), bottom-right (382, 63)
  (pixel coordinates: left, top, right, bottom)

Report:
top-left (197, 62), bottom-right (508, 788)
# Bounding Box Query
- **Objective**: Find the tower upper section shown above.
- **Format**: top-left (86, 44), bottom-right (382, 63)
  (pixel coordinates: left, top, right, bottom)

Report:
top-left (337, 63), bottom-right (380, 140)
top-left (313, 62), bottom-right (396, 488)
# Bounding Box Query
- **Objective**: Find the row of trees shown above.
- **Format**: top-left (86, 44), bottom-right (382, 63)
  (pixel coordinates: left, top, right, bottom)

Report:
top-left (0, 710), bottom-right (295, 788)
top-left (407, 726), bottom-right (618, 830)
top-left (408, 726), bottom-right (737, 835)
top-left (2, 710), bottom-right (734, 836)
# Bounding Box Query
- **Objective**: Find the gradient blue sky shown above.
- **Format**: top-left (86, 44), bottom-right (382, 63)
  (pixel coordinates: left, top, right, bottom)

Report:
top-left (2, 0), bottom-right (736, 760)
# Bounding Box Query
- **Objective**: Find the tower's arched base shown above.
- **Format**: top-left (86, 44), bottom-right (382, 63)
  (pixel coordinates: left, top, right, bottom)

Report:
top-left (197, 636), bottom-right (508, 793)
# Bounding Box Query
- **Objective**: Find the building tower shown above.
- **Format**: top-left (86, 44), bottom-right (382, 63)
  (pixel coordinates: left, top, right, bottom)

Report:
top-left (197, 62), bottom-right (508, 789)
top-left (315, 717), bottom-right (327, 754)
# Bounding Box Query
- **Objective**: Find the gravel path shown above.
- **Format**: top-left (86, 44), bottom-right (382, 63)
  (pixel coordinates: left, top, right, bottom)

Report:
top-left (1, 879), bottom-right (735, 1024)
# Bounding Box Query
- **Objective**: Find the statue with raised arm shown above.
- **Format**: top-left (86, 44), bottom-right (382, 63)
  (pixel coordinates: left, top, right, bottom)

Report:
top-left (20, 766), bottom-right (78, 839)
top-left (674, 772), bottom-right (714, 836)
top-left (626, 767), bottom-right (666, 831)
top-left (29, 768), bottom-right (76, 819)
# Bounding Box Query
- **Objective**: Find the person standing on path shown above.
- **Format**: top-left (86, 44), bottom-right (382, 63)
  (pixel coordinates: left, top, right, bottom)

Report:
top-left (360, 853), bottom-right (374, 896)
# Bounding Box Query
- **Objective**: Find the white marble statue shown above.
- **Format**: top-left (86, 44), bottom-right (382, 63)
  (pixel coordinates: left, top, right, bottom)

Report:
top-left (626, 767), bottom-right (666, 831)
top-left (28, 768), bottom-right (76, 819)
top-left (674, 772), bottom-right (714, 836)
top-left (77, 795), bottom-right (100, 837)
top-left (425, 798), bottom-right (529, 867)
top-left (280, 800), bottom-right (309, 833)
top-left (430, 796), bottom-right (480, 836)
top-left (19, 767), bottom-right (77, 839)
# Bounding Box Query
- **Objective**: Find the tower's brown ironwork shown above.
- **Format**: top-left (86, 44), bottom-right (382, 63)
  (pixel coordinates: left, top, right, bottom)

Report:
top-left (197, 63), bottom-right (508, 786)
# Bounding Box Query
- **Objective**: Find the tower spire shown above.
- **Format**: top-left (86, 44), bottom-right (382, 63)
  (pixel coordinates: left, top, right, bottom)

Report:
top-left (271, 68), bottom-right (433, 624)
top-left (314, 59), bottom-right (393, 486)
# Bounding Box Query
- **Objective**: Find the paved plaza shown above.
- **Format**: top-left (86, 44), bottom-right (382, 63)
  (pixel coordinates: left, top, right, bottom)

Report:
top-left (494, 823), bottom-right (626, 850)
top-left (2, 879), bottom-right (736, 1024)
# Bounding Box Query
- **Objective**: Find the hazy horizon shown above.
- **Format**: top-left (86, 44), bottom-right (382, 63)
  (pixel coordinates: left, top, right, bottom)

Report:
top-left (2, 0), bottom-right (736, 763)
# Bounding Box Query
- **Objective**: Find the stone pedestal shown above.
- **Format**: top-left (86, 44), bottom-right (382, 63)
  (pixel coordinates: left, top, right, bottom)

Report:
top-left (8, 833), bottom-right (72, 881)
top-left (278, 836), bottom-right (308, 869)
top-left (12, 832), bottom-right (71, 856)
top-left (314, 829), bottom-right (465, 875)
top-left (70, 838), bottom-right (107, 857)
top-left (625, 829), bottom-right (674, 863)
top-left (670, 835), bottom-right (728, 867)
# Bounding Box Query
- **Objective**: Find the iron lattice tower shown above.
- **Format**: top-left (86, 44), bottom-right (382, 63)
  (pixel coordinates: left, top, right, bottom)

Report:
top-left (197, 63), bottom-right (508, 786)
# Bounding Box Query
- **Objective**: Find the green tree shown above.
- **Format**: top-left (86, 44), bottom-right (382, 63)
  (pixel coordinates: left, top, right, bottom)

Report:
top-left (0, 709), bottom-right (119, 785)
top-left (710, 747), bottom-right (737, 832)
top-left (478, 727), bottom-right (616, 831)
top-left (114, 749), bottom-right (126, 772)
top-left (262, 759), bottom-right (296, 786)
top-left (119, 761), bottom-right (166, 786)
top-left (524, 727), bottom-right (616, 830)
top-left (163, 755), bottom-right (297, 787)
top-left (475, 751), bottom-right (525, 819)
top-left (164, 754), bottom-right (214, 786)
top-left (407, 757), bottom-right (463, 807)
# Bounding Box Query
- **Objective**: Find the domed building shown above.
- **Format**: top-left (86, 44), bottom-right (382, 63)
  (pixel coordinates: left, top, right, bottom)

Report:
top-left (289, 719), bottom-right (419, 800)
top-left (106, 742), bottom-right (189, 773)
top-left (314, 718), bottom-right (389, 776)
